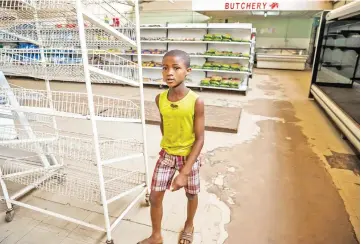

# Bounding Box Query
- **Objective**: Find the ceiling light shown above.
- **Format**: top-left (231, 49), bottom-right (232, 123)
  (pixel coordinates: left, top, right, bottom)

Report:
top-left (252, 11), bottom-right (280, 16)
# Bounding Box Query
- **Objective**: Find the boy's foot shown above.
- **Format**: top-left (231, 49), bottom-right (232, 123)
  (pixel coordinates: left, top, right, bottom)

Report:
top-left (179, 226), bottom-right (194, 244)
top-left (137, 236), bottom-right (163, 244)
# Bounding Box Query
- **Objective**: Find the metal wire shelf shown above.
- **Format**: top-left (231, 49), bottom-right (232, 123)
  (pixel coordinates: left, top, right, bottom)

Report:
top-left (0, 0), bottom-right (149, 240)
top-left (0, 0), bottom-right (135, 10)
top-left (1, 158), bottom-right (145, 204)
top-left (0, 125), bottom-right (144, 162)
top-left (0, 86), bottom-right (140, 121)
top-left (0, 1), bottom-right (136, 47)
top-left (0, 49), bottom-right (139, 85)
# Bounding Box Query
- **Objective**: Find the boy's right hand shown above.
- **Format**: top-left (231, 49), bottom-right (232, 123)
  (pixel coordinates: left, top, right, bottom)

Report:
top-left (171, 172), bottom-right (188, 191)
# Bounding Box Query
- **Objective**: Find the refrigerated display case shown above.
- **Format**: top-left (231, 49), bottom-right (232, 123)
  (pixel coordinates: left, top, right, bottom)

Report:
top-left (256, 47), bottom-right (308, 70)
top-left (309, 1), bottom-right (360, 151)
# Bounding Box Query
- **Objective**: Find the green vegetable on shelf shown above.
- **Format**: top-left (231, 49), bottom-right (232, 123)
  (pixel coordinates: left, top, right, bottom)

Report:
top-left (230, 63), bottom-right (241, 71)
top-left (220, 79), bottom-right (231, 88)
top-left (231, 81), bottom-right (239, 88)
top-left (220, 64), bottom-right (230, 70)
top-left (201, 78), bottom-right (211, 86)
top-left (222, 34), bottom-right (232, 41)
top-left (213, 34), bottom-right (223, 41)
top-left (203, 62), bottom-right (213, 69)
top-left (240, 67), bottom-right (249, 72)
top-left (191, 65), bottom-right (203, 69)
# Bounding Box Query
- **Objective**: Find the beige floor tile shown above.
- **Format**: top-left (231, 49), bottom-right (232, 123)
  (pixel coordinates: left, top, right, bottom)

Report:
top-left (16, 224), bottom-right (68, 244)
top-left (60, 238), bottom-right (90, 244)
top-left (112, 220), bottom-right (179, 244)
top-left (67, 212), bottom-right (114, 243)
top-left (0, 216), bottom-right (39, 244)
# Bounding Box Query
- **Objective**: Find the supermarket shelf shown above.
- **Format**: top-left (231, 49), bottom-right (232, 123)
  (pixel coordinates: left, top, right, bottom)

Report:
top-left (121, 52), bottom-right (251, 60)
top-left (139, 26), bottom-right (252, 30)
top-left (0, 87), bottom-right (141, 122)
top-left (197, 84), bottom-right (248, 92)
top-left (142, 66), bottom-right (250, 75)
top-left (0, 159), bottom-right (145, 204)
top-left (0, 126), bottom-right (144, 162)
top-left (141, 40), bottom-right (251, 45)
top-left (142, 81), bottom-right (248, 92)
top-left (0, 49), bottom-right (140, 86)
top-left (323, 45), bottom-right (360, 53)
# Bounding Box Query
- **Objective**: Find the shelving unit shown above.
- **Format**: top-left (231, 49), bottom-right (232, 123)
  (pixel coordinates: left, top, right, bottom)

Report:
top-left (0, 1), bottom-right (149, 243)
top-left (1, 21), bottom-right (256, 94)
top-left (121, 23), bottom-right (256, 94)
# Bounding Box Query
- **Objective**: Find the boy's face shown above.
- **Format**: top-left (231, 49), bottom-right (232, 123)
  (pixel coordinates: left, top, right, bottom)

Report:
top-left (162, 55), bottom-right (191, 88)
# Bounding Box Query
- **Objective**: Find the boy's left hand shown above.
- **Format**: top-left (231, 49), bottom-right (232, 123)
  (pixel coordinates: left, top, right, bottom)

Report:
top-left (171, 173), bottom-right (188, 191)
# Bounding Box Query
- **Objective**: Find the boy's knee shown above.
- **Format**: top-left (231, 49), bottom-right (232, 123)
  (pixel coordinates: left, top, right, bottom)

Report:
top-left (186, 193), bottom-right (198, 200)
top-left (150, 191), bottom-right (163, 207)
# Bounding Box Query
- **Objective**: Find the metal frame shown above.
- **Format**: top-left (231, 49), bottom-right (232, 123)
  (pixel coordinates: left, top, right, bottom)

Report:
top-left (0, 1), bottom-right (150, 243)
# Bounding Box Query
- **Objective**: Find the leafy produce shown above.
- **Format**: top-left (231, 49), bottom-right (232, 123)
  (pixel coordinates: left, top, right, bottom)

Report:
top-left (230, 63), bottom-right (241, 71)
top-left (200, 76), bottom-right (241, 89)
top-left (220, 64), bottom-right (230, 70)
top-left (222, 34), bottom-right (232, 41)
top-left (213, 34), bottom-right (223, 41)
top-left (201, 78), bottom-right (211, 86)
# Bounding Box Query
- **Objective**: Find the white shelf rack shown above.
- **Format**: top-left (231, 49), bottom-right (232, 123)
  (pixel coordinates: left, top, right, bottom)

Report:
top-left (0, 49), bottom-right (139, 86)
top-left (126, 22), bottom-right (256, 94)
top-left (143, 79), bottom-right (248, 92)
top-left (122, 52), bottom-right (252, 60)
top-left (141, 66), bottom-right (251, 75)
top-left (0, 1), bottom-right (149, 243)
top-left (140, 40), bottom-right (252, 45)
top-left (1, 158), bottom-right (145, 205)
top-left (0, 125), bottom-right (144, 163)
top-left (0, 87), bottom-right (141, 122)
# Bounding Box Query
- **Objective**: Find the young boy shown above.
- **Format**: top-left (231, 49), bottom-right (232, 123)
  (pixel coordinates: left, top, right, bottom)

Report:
top-left (138, 50), bottom-right (205, 244)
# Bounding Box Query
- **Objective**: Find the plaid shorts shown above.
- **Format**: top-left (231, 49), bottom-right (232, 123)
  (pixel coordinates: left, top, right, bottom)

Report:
top-left (151, 149), bottom-right (201, 195)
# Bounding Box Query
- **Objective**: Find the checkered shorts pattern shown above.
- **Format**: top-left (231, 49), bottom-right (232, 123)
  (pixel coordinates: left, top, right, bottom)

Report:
top-left (151, 149), bottom-right (201, 195)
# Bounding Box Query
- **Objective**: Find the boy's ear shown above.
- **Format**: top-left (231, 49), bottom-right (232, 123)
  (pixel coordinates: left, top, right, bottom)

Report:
top-left (186, 67), bottom-right (192, 74)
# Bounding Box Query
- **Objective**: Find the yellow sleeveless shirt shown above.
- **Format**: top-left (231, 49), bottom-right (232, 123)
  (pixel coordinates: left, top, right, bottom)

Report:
top-left (159, 89), bottom-right (199, 156)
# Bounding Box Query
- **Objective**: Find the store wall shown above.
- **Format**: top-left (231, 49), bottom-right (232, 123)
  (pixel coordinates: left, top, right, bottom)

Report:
top-left (229, 16), bottom-right (314, 49)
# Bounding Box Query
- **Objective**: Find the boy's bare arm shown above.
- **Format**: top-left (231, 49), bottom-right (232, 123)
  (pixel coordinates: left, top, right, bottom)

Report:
top-left (181, 97), bottom-right (205, 175)
top-left (155, 94), bottom-right (163, 136)
top-left (172, 98), bottom-right (204, 191)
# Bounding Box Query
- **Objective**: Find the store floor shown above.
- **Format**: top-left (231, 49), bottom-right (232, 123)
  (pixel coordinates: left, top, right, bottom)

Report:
top-left (318, 83), bottom-right (360, 124)
top-left (0, 69), bottom-right (359, 244)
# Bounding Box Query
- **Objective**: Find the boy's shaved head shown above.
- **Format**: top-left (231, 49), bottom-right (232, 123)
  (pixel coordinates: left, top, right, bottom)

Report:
top-left (163, 50), bottom-right (191, 68)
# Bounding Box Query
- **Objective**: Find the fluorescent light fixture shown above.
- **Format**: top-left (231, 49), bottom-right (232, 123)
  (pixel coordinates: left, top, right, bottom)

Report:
top-left (169, 0), bottom-right (175, 3)
top-left (252, 11), bottom-right (280, 16)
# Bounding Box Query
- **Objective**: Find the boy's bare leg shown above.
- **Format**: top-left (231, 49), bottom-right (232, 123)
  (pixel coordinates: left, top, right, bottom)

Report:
top-left (138, 191), bottom-right (165, 244)
top-left (180, 193), bottom-right (198, 244)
